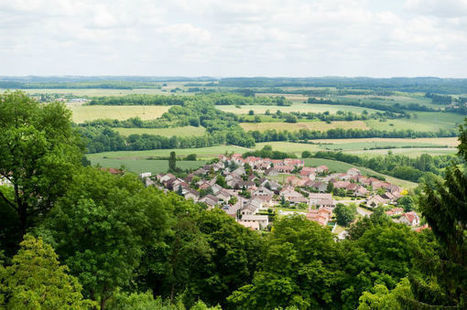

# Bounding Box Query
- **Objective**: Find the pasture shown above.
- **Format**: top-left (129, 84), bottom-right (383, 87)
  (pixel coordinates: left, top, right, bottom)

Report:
top-left (89, 158), bottom-right (207, 175)
top-left (70, 105), bottom-right (171, 123)
top-left (241, 120), bottom-right (369, 132)
top-left (86, 145), bottom-right (250, 160)
top-left (216, 103), bottom-right (381, 115)
top-left (114, 126), bottom-right (206, 137)
top-left (365, 112), bottom-right (464, 132)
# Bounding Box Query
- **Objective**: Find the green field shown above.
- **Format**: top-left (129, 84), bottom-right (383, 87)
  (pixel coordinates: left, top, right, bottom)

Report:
top-left (365, 112), bottom-right (464, 132)
top-left (241, 120), bottom-right (369, 132)
top-left (70, 105), bottom-right (171, 123)
top-left (346, 148), bottom-right (457, 158)
top-left (216, 103), bottom-right (381, 115)
top-left (86, 145), bottom-right (249, 161)
top-left (303, 158), bottom-right (417, 189)
top-left (89, 158), bottom-right (207, 175)
top-left (114, 126), bottom-right (206, 137)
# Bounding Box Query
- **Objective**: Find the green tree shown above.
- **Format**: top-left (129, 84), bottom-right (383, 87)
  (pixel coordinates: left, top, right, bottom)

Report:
top-left (301, 151), bottom-right (312, 158)
top-left (169, 151), bottom-right (177, 172)
top-left (40, 167), bottom-right (170, 309)
top-left (0, 91), bottom-right (84, 234)
top-left (248, 110), bottom-right (254, 115)
top-left (335, 203), bottom-right (357, 227)
top-left (0, 234), bottom-right (95, 309)
top-left (358, 278), bottom-right (413, 310)
top-left (216, 175), bottom-right (227, 188)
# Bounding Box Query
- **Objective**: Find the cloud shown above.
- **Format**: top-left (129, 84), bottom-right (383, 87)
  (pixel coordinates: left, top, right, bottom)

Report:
top-left (0, 0), bottom-right (465, 76)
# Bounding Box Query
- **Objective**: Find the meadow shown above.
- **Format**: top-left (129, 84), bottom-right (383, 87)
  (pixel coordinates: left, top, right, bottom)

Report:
top-left (240, 120), bottom-right (369, 132)
top-left (86, 145), bottom-right (249, 160)
top-left (70, 105), bottom-right (171, 123)
top-left (114, 126), bottom-right (206, 137)
top-left (365, 112), bottom-right (464, 132)
top-left (89, 158), bottom-right (207, 175)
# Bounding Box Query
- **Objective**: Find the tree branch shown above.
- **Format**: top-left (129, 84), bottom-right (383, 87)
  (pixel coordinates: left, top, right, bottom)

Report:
top-left (0, 189), bottom-right (18, 211)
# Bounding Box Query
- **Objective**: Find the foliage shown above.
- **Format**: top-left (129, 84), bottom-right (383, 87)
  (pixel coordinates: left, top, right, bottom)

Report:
top-left (334, 203), bottom-right (357, 227)
top-left (0, 91), bottom-right (84, 234)
top-left (357, 278), bottom-right (413, 310)
top-left (0, 234), bottom-right (95, 309)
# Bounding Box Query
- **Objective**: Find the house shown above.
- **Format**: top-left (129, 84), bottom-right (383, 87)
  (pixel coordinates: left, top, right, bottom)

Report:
top-left (309, 181), bottom-right (327, 193)
top-left (239, 198), bottom-right (263, 216)
top-left (309, 193), bottom-right (335, 208)
top-left (232, 167), bottom-right (246, 177)
top-left (211, 184), bottom-right (223, 194)
top-left (286, 176), bottom-right (305, 187)
top-left (260, 179), bottom-right (281, 192)
top-left (333, 180), bottom-right (351, 189)
top-left (280, 186), bottom-right (307, 205)
top-left (216, 189), bottom-right (231, 202)
top-left (300, 167), bottom-right (316, 178)
top-left (316, 165), bottom-right (329, 174)
top-left (347, 168), bottom-right (361, 176)
top-left (264, 168), bottom-right (279, 177)
top-left (199, 195), bottom-right (219, 208)
top-left (354, 185), bottom-right (369, 197)
top-left (385, 208), bottom-right (404, 216)
top-left (399, 212), bottom-right (420, 227)
top-left (307, 207), bottom-right (333, 226)
top-left (366, 195), bottom-right (389, 208)
top-left (237, 214), bottom-right (269, 230)
top-left (184, 189), bottom-right (200, 202)
top-left (139, 172), bottom-right (152, 179)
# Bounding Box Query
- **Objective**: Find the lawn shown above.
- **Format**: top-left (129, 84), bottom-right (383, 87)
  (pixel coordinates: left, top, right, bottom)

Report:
top-left (88, 158), bottom-right (207, 175)
top-left (255, 142), bottom-right (322, 154)
top-left (241, 120), bottom-right (368, 132)
top-left (347, 148), bottom-right (457, 158)
top-left (308, 137), bottom-right (459, 147)
top-left (216, 103), bottom-right (381, 115)
top-left (86, 145), bottom-right (250, 160)
top-left (70, 105), bottom-right (171, 123)
top-left (114, 126), bottom-right (206, 137)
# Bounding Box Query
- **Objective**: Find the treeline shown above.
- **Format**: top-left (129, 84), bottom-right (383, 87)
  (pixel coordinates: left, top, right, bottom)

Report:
top-left (248, 127), bottom-right (458, 143)
top-left (307, 97), bottom-right (438, 113)
top-left (312, 151), bottom-right (461, 182)
top-left (242, 145), bottom-right (296, 159)
top-left (88, 93), bottom-right (292, 106)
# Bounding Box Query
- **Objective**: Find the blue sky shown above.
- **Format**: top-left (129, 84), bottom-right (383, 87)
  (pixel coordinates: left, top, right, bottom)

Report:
top-left (1, 0), bottom-right (466, 77)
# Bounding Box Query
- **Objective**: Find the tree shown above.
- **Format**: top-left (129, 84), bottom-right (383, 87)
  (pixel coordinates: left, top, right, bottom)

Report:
top-left (397, 195), bottom-right (414, 212)
top-left (169, 151), bottom-right (177, 172)
top-left (0, 234), bottom-right (95, 309)
top-left (326, 182), bottom-right (334, 193)
top-left (40, 167), bottom-right (170, 309)
top-left (216, 175), bottom-right (227, 188)
top-left (335, 203), bottom-right (357, 227)
top-left (248, 110), bottom-right (254, 115)
top-left (358, 278), bottom-right (413, 310)
top-left (301, 151), bottom-right (312, 158)
top-left (0, 91), bottom-right (84, 234)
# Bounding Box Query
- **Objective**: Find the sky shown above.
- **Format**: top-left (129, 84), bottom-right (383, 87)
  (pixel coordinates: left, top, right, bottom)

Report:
top-left (1, 0), bottom-right (466, 77)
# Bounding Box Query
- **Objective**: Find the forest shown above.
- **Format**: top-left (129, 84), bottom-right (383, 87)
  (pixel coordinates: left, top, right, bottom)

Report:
top-left (0, 90), bottom-right (466, 310)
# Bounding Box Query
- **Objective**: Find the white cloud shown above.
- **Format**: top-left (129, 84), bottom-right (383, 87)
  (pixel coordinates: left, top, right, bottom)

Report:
top-left (0, 0), bottom-right (465, 76)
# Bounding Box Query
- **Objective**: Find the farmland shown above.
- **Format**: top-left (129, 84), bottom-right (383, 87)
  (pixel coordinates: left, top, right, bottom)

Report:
top-left (216, 103), bottom-right (381, 115)
top-left (114, 126), bottom-right (206, 137)
top-left (70, 105), bottom-right (171, 123)
top-left (365, 112), bottom-right (464, 132)
top-left (89, 158), bottom-right (207, 175)
top-left (240, 120), bottom-right (369, 132)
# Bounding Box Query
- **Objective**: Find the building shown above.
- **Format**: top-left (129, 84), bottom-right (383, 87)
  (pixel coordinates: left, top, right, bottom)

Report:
top-left (309, 193), bottom-right (335, 208)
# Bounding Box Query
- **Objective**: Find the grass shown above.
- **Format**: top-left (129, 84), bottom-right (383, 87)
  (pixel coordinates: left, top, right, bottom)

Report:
top-left (303, 158), bottom-right (418, 189)
top-left (89, 158), bottom-right (207, 175)
top-left (216, 103), bottom-right (381, 115)
top-left (365, 112), bottom-right (464, 132)
top-left (347, 148), bottom-right (457, 158)
top-left (86, 145), bottom-right (250, 161)
top-left (241, 120), bottom-right (368, 132)
top-left (70, 105), bottom-right (171, 123)
top-left (308, 137), bottom-right (459, 147)
top-left (255, 142), bottom-right (322, 154)
top-left (114, 126), bottom-right (206, 137)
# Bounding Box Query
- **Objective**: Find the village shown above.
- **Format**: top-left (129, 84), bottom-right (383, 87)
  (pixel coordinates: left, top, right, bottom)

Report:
top-left (141, 153), bottom-right (424, 233)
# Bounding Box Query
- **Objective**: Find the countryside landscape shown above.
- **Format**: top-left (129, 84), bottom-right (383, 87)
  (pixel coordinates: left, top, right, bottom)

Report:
top-left (1, 0), bottom-right (466, 309)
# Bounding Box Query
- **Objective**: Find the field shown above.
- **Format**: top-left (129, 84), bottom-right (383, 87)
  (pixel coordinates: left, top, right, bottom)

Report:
top-left (70, 105), bottom-right (171, 123)
top-left (241, 120), bottom-right (369, 132)
top-left (216, 103), bottom-right (381, 115)
top-left (89, 158), bottom-right (207, 175)
top-left (255, 138), bottom-right (458, 157)
top-left (303, 158), bottom-right (417, 189)
top-left (114, 126), bottom-right (206, 137)
top-left (86, 145), bottom-right (250, 160)
top-left (365, 112), bottom-right (464, 132)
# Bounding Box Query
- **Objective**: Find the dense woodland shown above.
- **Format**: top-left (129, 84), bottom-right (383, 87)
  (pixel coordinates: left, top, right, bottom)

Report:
top-left (0, 92), bottom-right (466, 309)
